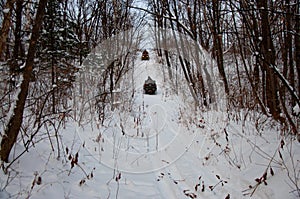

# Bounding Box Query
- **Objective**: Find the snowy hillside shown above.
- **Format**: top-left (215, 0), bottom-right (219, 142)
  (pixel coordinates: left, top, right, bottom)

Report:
top-left (1, 50), bottom-right (299, 199)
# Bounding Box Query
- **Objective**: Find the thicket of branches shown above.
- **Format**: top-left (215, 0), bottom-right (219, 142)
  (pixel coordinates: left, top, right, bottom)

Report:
top-left (149, 0), bottom-right (299, 136)
top-left (0, 0), bottom-right (139, 164)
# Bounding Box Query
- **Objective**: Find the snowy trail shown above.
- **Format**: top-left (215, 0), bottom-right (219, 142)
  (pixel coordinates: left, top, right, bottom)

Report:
top-left (115, 51), bottom-right (213, 198)
top-left (133, 54), bottom-right (192, 198)
top-left (74, 50), bottom-right (198, 197)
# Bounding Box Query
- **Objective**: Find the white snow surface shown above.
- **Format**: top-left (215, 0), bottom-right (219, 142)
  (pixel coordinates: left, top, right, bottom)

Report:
top-left (293, 104), bottom-right (300, 115)
top-left (1, 51), bottom-right (299, 199)
top-left (2, 8), bottom-right (10, 14)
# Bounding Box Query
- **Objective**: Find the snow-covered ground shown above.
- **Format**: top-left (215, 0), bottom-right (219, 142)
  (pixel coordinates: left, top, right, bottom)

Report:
top-left (1, 50), bottom-right (299, 199)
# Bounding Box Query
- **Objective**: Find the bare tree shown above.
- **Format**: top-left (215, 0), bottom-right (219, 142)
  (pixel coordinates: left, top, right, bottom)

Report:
top-left (295, 1), bottom-right (300, 99)
top-left (0, 0), bottom-right (16, 60)
top-left (146, 0), bottom-right (299, 132)
top-left (0, 0), bottom-right (48, 162)
top-left (210, 0), bottom-right (229, 95)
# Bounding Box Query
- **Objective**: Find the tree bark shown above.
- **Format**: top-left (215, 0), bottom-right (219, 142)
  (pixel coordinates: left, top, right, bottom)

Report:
top-left (0, 0), bottom-right (16, 60)
top-left (285, 0), bottom-right (295, 105)
top-left (258, 0), bottom-right (281, 120)
top-left (295, 1), bottom-right (300, 99)
top-left (12, 0), bottom-right (24, 72)
top-left (211, 0), bottom-right (229, 95)
top-left (0, 0), bottom-right (48, 163)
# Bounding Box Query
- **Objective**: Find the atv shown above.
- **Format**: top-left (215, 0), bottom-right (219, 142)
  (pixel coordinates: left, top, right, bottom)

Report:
top-left (143, 76), bottom-right (157, 94)
top-left (141, 49), bottom-right (149, 60)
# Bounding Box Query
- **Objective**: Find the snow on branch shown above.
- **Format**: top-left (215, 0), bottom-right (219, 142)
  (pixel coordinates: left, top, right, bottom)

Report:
top-left (270, 63), bottom-right (300, 109)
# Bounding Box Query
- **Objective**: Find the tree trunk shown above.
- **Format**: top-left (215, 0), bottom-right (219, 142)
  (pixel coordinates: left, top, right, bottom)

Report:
top-left (12, 0), bottom-right (24, 72)
top-left (0, 0), bottom-right (16, 60)
top-left (295, 1), bottom-right (300, 99)
top-left (258, 0), bottom-right (281, 120)
top-left (0, 0), bottom-right (48, 163)
top-left (211, 0), bottom-right (229, 95)
top-left (286, 0), bottom-right (295, 105)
